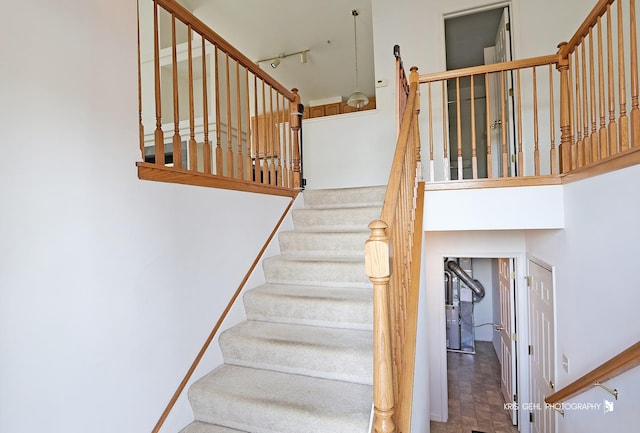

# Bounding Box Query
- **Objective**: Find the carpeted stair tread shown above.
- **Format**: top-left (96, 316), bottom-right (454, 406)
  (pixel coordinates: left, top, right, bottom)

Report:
top-left (263, 255), bottom-right (371, 288)
top-left (180, 422), bottom-right (247, 433)
top-left (278, 230), bottom-right (370, 256)
top-left (292, 206), bottom-right (381, 232)
top-left (188, 365), bottom-right (372, 433)
top-left (244, 283), bottom-right (372, 330)
top-left (219, 320), bottom-right (372, 385)
top-left (303, 185), bottom-right (386, 209)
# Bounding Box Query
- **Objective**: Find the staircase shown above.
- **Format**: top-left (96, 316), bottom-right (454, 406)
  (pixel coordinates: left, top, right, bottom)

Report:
top-left (180, 186), bottom-right (387, 433)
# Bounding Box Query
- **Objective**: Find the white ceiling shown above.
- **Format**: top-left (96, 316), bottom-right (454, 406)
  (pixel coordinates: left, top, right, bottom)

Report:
top-left (181, 0), bottom-right (375, 106)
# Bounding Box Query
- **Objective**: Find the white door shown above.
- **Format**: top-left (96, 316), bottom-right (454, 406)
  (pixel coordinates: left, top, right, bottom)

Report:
top-left (528, 259), bottom-right (556, 433)
top-left (492, 7), bottom-right (516, 177)
top-left (498, 258), bottom-right (517, 424)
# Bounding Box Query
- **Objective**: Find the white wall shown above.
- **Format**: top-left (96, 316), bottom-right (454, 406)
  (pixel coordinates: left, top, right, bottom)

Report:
top-left (425, 184), bottom-right (565, 231)
top-left (0, 2), bottom-right (292, 432)
top-left (472, 258), bottom-right (495, 342)
top-left (525, 165), bottom-right (640, 433)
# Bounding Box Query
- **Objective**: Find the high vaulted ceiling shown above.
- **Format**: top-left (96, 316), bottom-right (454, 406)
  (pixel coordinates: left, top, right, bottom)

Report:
top-left (180, 0), bottom-right (375, 106)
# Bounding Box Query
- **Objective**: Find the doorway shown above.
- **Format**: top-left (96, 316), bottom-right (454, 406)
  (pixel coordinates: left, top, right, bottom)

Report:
top-left (444, 5), bottom-right (516, 179)
top-left (442, 257), bottom-right (519, 426)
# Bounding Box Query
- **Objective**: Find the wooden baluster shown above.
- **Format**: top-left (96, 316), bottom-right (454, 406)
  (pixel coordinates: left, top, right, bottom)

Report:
top-left (631, 0), bottom-right (640, 147)
top-left (516, 69), bottom-right (524, 175)
top-left (244, 69), bottom-right (252, 181)
top-left (261, 82), bottom-right (268, 183)
top-left (253, 75), bottom-right (259, 182)
top-left (549, 64), bottom-right (557, 175)
top-left (471, 75), bottom-right (478, 179)
top-left (287, 98), bottom-right (294, 187)
top-left (442, 81), bottom-right (449, 180)
top-left (428, 82), bottom-right (435, 182)
top-left (607, 5), bottom-right (618, 156)
top-left (225, 53), bottom-right (234, 177)
top-left (290, 89), bottom-right (302, 189)
top-left (456, 77), bottom-right (463, 180)
top-left (280, 96), bottom-right (288, 188)
top-left (277, 94), bottom-right (285, 187)
top-left (274, 92), bottom-right (280, 186)
top-left (582, 40), bottom-right (591, 164)
top-left (589, 27), bottom-right (600, 162)
top-left (533, 67), bottom-right (540, 175)
top-left (187, 26), bottom-right (197, 171)
top-left (574, 50), bottom-right (584, 168)
top-left (171, 14), bottom-right (182, 169)
top-left (486, 73), bottom-right (493, 178)
top-left (500, 71), bottom-right (508, 177)
top-left (236, 62), bottom-right (244, 180)
top-left (215, 47), bottom-right (223, 174)
top-left (598, 16), bottom-right (609, 158)
top-left (557, 42), bottom-right (573, 173)
top-left (269, 88), bottom-right (276, 185)
top-left (153, 1), bottom-right (164, 166)
top-left (618, 0), bottom-right (629, 150)
top-left (137, 1), bottom-right (144, 161)
top-left (202, 37), bottom-right (211, 174)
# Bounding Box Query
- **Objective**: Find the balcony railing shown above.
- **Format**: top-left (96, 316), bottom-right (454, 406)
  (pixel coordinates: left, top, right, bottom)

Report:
top-left (137, 0), bottom-right (302, 197)
top-left (416, 0), bottom-right (640, 187)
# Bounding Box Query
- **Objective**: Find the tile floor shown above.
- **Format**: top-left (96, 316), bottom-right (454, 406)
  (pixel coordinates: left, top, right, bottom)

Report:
top-left (430, 341), bottom-right (519, 433)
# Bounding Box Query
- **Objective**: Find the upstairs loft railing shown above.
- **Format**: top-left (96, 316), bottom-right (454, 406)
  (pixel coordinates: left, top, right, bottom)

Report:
top-left (137, 0), bottom-right (302, 197)
top-left (418, 0), bottom-right (640, 186)
top-left (365, 64), bottom-right (424, 433)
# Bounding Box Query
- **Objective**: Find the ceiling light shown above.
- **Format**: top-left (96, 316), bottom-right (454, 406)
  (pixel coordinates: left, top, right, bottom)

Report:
top-left (257, 50), bottom-right (310, 69)
top-left (347, 9), bottom-right (369, 109)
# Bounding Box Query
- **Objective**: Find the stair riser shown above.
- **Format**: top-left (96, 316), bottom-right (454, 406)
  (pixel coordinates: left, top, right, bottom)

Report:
top-left (303, 186), bottom-right (386, 209)
top-left (278, 231), bottom-right (369, 256)
top-left (292, 207), bottom-right (380, 231)
top-left (219, 326), bottom-right (372, 385)
top-left (244, 287), bottom-right (373, 330)
top-left (189, 366), bottom-right (372, 433)
top-left (263, 259), bottom-right (371, 288)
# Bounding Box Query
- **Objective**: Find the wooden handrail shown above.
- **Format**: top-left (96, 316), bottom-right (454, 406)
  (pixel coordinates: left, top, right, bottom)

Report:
top-left (150, 197), bottom-right (297, 433)
top-left (155, 0), bottom-right (294, 101)
top-left (560, 0), bottom-right (616, 57)
top-left (545, 340), bottom-right (640, 404)
top-left (418, 54), bottom-right (559, 83)
top-left (367, 64), bottom-right (422, 433)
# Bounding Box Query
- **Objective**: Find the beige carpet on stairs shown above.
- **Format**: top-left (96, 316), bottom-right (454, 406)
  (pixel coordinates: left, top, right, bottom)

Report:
top-left (180, 186), bottom-right (386, 433)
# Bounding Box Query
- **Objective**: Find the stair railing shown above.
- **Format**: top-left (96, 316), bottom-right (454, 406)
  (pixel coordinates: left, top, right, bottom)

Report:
top-left (137, 0), bottom-right (302, 196)
top-left (556, 0), bottom-right (640, 177)
top-left (545, 340), bottom-right (640, 407)
top-left (417, 0), bottom-right (640, 184)
top-left (365, 56), bottom-right (424, 433)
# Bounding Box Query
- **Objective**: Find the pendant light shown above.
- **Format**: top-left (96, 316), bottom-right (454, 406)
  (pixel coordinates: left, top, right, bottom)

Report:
top-left (347, 9), bottom-right (369, 109)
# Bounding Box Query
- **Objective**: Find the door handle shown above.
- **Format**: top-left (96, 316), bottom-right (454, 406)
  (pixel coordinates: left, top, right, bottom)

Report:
top-left (495, 325), bottom-right (505, 331)
top-left (550, 380), bottom-right (555, 390)
top-left (490, 119), bottom-right (502, 130)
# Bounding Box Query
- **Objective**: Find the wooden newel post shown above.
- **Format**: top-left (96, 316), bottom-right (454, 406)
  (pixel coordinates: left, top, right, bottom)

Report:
top-left (290, 88), bottom-right (302, 189)
top-left (365, 220), bottom-right (396, 433)
top-left (557, 42), bottom-right (573, 173)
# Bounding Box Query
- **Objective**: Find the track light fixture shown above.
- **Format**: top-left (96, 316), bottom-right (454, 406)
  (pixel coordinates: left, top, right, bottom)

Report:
top-left (257, 50), bottom-right (310, 69)
top-left (270, 57), bottom-right (282, 69)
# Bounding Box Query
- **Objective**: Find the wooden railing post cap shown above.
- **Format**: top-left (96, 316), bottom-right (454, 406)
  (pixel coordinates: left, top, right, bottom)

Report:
top-left (365, 220), bottom-right (390, 278)
top-left (368, 220), bottom-right (389, 239)
top-left (409, 66), bottom-right (419, 83)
